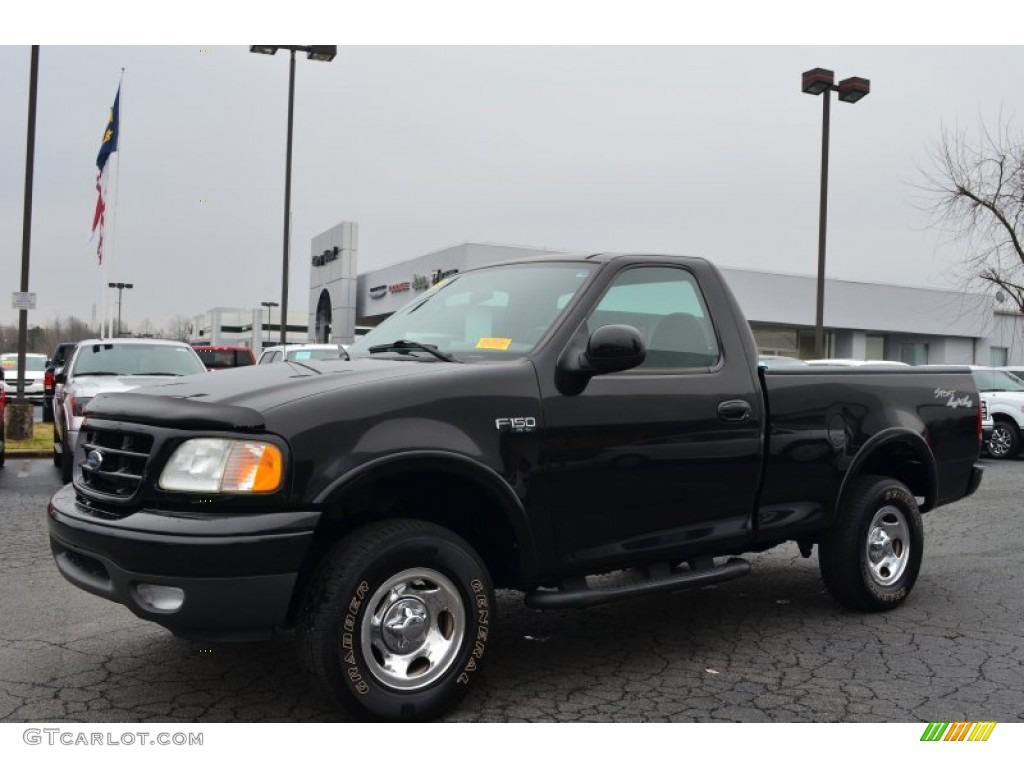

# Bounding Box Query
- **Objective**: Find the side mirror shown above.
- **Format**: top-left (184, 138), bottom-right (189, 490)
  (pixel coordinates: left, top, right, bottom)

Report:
top-left (55, 371), bottom-right (67, 385)
top-left (556, 324), bottom-right (646, 396)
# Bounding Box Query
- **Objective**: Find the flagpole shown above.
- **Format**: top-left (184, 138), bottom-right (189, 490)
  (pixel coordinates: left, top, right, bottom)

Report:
top-left (106, 69), bottom-right (125, 337)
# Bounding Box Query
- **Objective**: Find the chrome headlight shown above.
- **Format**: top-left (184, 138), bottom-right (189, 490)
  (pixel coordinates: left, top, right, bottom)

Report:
top-left (158, 438), bottom-right (283, 493)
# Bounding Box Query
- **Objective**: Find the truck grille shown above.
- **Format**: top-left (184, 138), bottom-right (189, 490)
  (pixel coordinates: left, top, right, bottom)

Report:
top-left (77, 426), bottom-right (155, 500)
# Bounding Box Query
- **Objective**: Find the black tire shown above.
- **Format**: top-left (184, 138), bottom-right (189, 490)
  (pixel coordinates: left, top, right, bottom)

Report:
top-left (42, 401), bottom-right (53, 423)
top-left (818, 475), bottom-right (923, 612)
top-left (986, 420), bottom-right (1020, 459)
top-left (298, 519), bottom-right (494, 721)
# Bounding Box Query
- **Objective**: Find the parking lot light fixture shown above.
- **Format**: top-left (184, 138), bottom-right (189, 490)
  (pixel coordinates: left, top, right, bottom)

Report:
top-left (802, 67), bottom-right (871, 358)
top-left (249, 45), bottom-right (337, 345)
top-left (260, 300), bottom-right (279, 347)
top-left (108, 282), bottom-right (133, 337)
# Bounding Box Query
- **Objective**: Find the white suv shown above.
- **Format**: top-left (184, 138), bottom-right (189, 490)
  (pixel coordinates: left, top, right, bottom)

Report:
top-left (0, 352), bottom-right (48, 403)
top-left (971, 366), bottom-right (1024, 459)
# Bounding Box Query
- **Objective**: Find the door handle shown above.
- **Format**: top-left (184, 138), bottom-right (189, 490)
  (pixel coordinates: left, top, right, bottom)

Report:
top-left (718, 399), bottom-right (752, 422)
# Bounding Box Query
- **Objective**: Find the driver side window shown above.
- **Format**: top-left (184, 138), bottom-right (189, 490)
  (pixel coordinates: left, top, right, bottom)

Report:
top-left (588, 266), bottom-right (720, 370)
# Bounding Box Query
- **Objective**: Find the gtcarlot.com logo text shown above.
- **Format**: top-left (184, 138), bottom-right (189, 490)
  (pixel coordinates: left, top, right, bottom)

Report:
top-left (23, 728), bottom-right (203, 747)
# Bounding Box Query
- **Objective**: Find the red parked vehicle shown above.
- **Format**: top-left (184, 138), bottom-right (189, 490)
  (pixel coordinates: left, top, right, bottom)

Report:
top-left (192, 345), bottom-right (256, 371)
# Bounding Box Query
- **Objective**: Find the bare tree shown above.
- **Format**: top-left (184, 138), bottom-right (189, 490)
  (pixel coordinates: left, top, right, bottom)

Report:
top-left (166, 314), bottom-right (193, 343)
top-left (0, 315), bottom-right (98, 355)
top-left (136, 318), bottom-right (156, 338)
top-left (919, 118), bottom-right (1024, 311)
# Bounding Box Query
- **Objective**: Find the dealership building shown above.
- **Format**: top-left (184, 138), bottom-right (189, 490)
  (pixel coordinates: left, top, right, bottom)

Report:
top-left (194, 220), bottom-right (1024, 366)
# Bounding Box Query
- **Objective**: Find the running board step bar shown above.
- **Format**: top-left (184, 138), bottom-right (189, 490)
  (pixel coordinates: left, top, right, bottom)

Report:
top-left (525, 556), bottom-right (751, 609)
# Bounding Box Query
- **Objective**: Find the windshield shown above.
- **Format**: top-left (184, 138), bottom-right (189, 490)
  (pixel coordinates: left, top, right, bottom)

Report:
top-left (285, 348), bottom-right (342, 361)
top-left (348, 262), bottom-right (595, 360)
top-left (73, 343), bottom-right (207, 377)
top-left (972, 369), bottom-right (1024, 392)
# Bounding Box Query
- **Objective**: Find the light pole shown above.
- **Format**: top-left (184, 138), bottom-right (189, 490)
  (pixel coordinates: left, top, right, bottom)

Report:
top-left (108, 282), bottom-right (133, 337)
top-left (6, 45), bottom-right (40, 441)
top-left (802, 68), bottom-right (870, 359)
top-left (260, 300), bottom-right (279, 349)
top-left (250, 45), bottom-right (337, 345)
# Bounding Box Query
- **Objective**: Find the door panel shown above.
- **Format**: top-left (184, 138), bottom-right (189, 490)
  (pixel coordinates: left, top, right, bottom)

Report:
top-left (538, 265), bottom-right (762, 572)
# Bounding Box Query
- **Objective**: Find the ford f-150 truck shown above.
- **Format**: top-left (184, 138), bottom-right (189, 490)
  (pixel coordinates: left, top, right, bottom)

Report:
top-left (48, 253), bottom-right (984, 720)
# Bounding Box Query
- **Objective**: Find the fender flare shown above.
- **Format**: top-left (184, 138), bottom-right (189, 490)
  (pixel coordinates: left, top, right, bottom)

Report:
top-left (313, 450), bottom-right (540, 583)
top-left (836, 428), bottom-right (938, 514)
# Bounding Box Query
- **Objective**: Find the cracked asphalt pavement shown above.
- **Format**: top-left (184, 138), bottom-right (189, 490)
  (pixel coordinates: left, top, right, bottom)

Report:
top-left (1, 457), bottom-right (1021, 722)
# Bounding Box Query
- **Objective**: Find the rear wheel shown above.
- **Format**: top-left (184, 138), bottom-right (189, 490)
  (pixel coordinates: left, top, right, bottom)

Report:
top-left (986, 420), bottom-right (1019, 459)
top-left (819, 475), bottom-right (923, 612)
top-left (299, 519), bottom-right (493, 721)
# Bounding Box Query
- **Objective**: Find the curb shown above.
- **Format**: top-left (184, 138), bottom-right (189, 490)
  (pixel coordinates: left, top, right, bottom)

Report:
top-left (5, 450), bottom-right (52, 459)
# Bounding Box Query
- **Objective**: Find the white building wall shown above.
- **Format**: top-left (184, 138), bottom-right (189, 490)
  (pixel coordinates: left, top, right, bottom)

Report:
top-left (719, 267), bottom-right (993, 339)
top-left (188, 307), bottom-right (308, 349)
top-left (988, 310), bottom-right (1024, 365)
top-left (308, 222), bottom-right (358, 345)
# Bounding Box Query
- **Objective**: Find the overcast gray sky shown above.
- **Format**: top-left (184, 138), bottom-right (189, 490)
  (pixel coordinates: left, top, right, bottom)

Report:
top-left (3, 41), bottom-right (1024, 333)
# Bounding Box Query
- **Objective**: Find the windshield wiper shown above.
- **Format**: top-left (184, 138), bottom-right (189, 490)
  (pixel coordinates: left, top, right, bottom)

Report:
top-left (74, 371), bottom-right (119, 376)
top-left (367, 340), bottom-right (458, 362)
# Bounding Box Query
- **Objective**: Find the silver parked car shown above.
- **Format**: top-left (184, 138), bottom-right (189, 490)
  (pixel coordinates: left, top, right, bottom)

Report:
top-left (53, 339), bottom-right (208, 482)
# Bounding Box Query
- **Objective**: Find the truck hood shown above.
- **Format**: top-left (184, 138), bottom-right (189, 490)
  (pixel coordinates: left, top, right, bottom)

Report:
top-left (69, 374), bottom-right (188, 398)
top-left (84, 359), bottom-right (471, 431)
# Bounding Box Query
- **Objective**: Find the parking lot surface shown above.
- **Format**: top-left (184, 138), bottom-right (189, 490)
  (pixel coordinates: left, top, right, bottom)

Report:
top-left (1, 457), bottom-right (1021, 722)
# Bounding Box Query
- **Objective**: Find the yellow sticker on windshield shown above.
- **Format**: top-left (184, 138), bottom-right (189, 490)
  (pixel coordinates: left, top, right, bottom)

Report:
top-left (476, 337), bottom-right (512, 351)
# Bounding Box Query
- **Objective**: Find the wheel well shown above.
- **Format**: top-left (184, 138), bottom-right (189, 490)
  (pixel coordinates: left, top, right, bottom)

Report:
top-left (288, 469), bottom-right (523, 623)
top-left (849, 442), bottom-right (932, 509)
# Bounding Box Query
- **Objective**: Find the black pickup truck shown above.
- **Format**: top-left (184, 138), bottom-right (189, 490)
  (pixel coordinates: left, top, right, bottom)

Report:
top-left (48, 253), bottom-right (984, 720)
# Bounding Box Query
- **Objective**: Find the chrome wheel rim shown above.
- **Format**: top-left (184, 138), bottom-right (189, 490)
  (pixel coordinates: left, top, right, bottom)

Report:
top-left (988, 426), bottom-right (1013, 457)
top-left (865, 505), bottom-right (910, 587)
top-left (360, 568), bottom-right (465, 691)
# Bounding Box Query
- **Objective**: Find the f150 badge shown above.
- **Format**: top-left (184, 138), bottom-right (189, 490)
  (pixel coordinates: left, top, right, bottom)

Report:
top-left (495, 417), bottom-right (537, 433)
top-left (933, 388), bottom-right (974, 409)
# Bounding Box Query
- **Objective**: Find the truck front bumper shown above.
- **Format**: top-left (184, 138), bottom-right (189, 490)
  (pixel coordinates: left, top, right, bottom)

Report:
top-left (47, 485), bottom-right (320, 641)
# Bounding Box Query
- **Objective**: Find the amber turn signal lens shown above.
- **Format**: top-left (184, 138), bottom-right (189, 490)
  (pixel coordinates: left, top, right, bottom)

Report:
top-left (222, 442), bottom-right (283, 493)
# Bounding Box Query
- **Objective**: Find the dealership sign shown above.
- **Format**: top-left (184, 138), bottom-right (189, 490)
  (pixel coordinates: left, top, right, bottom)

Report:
top-left (368, 267), bottom-right (460, 300)
top-left (312, 246), bottom-right (341, 267)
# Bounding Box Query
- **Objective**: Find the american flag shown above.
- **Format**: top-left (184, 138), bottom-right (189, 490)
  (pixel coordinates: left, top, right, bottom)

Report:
top-left (92, 85), bottom-right (120, 265)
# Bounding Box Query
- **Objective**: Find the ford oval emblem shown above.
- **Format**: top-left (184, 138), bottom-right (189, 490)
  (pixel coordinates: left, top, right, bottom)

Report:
top-left (84, 450), bottom-right (104, 471)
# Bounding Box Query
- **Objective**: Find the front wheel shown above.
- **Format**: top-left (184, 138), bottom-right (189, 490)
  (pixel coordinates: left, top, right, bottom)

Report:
top-left (819, 475), bottom-right (923, 612)
top-left (299, 519), bottom-right (494, 721)
top-left (986, 421), bottom-right (1020, 459)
